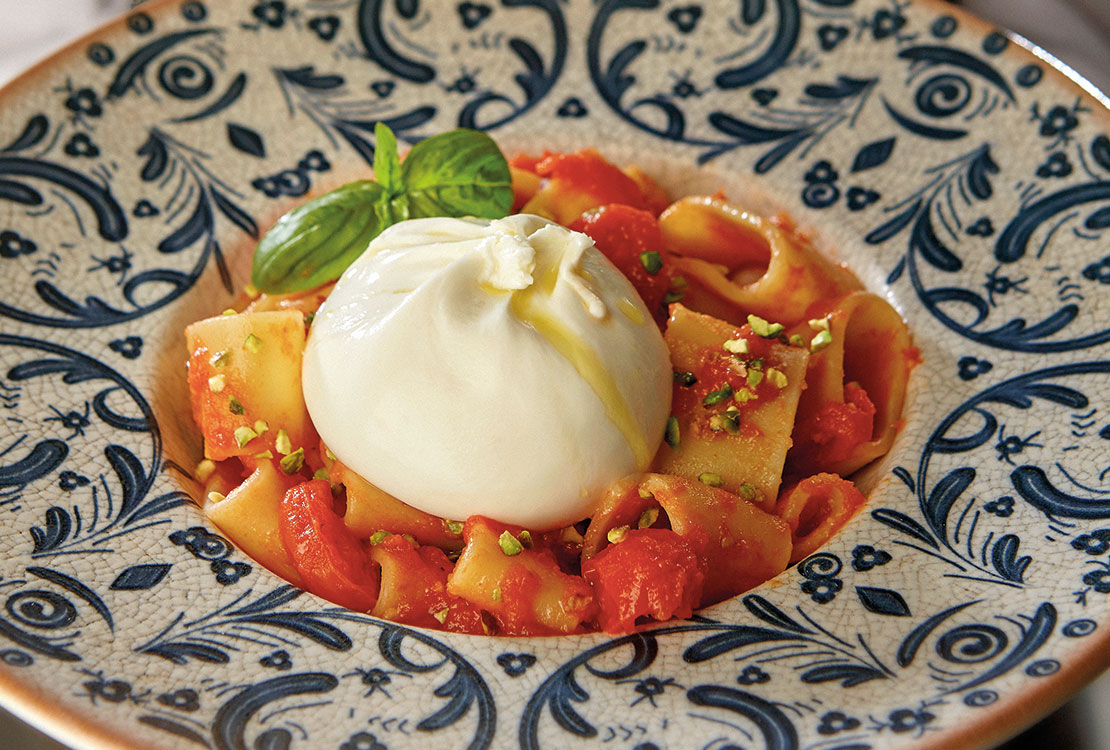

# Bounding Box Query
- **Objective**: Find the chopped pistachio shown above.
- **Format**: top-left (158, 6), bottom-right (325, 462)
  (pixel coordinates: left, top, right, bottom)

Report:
top-left (275, 429), bottom-right (292, 455)
top-left (747, 314), bottom-right (785, 339)
top-left (747, 369), bottom-right (764, 387)
top-left (304, 311), bottom-right (316, 327)
top-left (670, 276), bottom-right (688, 291)
top-left (491, 587), bottom-right (502, 602)
top-left (703, 384), bottom-right (733, 406)
top-left (227, 395), bottom-right (245, 415)
top-left (313, 467), bottom-right (330, 481)
top-left (809, 316), bottom-right (831, 331)
top-left (709, 410), bottom-right (741, 434)
top-left (662, 290), bottom-right (685, 305)
top-left (723, 338), bottom-right (749, 355)
top-left (211, 350), bottom-right (231, 367)
top-left (498, 530), bottom-right (524, 556)
top-left (733, 387), bottom-right (755, 404)
top-left (243, 283), bottom-right (260, 299)
top-left (233, 425), bottom-right (258, 448)
top-left (325, 447), bottom-right (337, 462)
top-left (243, 332), bottom-right (262, 353)
top-left (766, 367), bottom-right (788, 388)
top-left (810, 329), bottom-right (832, 352)
top-left (432, 607), bottom-right (450, 624)
top-left (518, 529), bottom-right (534, 549)
top-left (673, 370), bottom-right (698, 387)
top-left (206, 491), bottom-right (226, 504)
top-left (664, 416), bottom-right (680, 449)
top-left (638, 507), bottom-right (659, 529)
top-left (221, 308), bottom-right (237, 316)
top-left (788, 334), bottom-right (805, 347)
top-left (749, 357), bottom-right (764, 371)
top-left (253, 419), bottom-right (269, 435)
top-left (738, 483), bottom-right (759, 501)
top-left (279, 447), bottom-right (305, 475)
top-left (401, 533), bottom-right (416, 545)
top-left (253, 449), bottom-right (274, 460)
top-left (698, 472), bottom-right (724, 487)
top-left (639, 250), bottom-right (663, 275)
top-left (445, 520), bottom-right (464, 536)
top-left (369, 530), bottom-right (391, 545)
top-left (606, 525), bottom-right (629, 544)
top-left (207, 374), bottom-right (226, 393)
top-left (195, 459), bottom-right (216, 482)
top-left (637, 487), bottom-right (654, 500)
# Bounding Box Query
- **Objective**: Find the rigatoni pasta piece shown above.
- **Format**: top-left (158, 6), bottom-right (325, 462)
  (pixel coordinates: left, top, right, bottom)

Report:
top-left (787, 291), bottom-right (914, 476)
top-left (448, 516), bottom-right (596, 635)
top-left (775, 473), bottom-right (866, 564)
top-left (204, 460), bottom-right (301, 584)
top-left (185, 310), bottom-right (315, 461)
top-left (659, 196), bottom-right (860, 328)
top-left (655, 304), bottom-right (808, 508)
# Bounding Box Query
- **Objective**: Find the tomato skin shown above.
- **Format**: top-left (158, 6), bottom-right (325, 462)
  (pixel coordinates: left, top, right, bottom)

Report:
top-left (279, 480), bottom-right (379, 611)
top-left (570, 204), bottom-right (672, 319)
top-left (582, 528), bottom-right (705, 633)
top-left (802, 382), bottom-right (876, 465)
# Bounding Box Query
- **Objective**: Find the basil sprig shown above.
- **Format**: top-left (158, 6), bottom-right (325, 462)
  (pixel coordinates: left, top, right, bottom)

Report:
top-left (251, 123), bottom-right (513, 293)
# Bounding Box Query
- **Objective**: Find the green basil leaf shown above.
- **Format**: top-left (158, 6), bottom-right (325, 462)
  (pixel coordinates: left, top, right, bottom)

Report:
top-left (251, 180), bottom-right (388, 293)
top-left (401, 128), bottom-right (513, 218)
top-left (373, 121), bottom-right (402, 196)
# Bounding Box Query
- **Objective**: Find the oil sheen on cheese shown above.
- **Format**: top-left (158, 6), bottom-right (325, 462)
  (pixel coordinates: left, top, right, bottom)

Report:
top-left (301, 214), bottom-right (672, 529)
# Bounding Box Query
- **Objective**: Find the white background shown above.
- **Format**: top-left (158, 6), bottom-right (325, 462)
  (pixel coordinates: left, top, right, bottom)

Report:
top-left (0, 1), bottom-right (1106, 748)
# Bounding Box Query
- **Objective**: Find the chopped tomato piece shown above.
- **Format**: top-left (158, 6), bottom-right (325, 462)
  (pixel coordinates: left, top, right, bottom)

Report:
top-left (279, 479), bottom-right (379, 612)
top-left (369, 535), bottom-right (484, 633)
top-left (800, 382), bottom-right (876, 465)
top-left (570, 204), bottom-right (672, 319)
top-left (582, 528), bottom-right (705, 633)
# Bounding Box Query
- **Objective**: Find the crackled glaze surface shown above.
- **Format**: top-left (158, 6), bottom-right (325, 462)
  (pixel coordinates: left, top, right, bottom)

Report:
top-left (0, 1), bottom-right (1108, 748)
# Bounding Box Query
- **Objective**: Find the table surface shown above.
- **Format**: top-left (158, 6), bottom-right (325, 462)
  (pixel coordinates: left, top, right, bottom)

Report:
top-left (0, 1), bottom-right (1107, 748)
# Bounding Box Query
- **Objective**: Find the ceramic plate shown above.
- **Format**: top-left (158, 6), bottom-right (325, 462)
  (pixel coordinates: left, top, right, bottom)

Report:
top-left (1, 0), bottom-right (1109, 748)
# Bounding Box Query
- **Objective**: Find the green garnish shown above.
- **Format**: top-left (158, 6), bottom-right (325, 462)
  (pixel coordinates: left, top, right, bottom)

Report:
top-left (788, 334), bottom-right (805, 347)
top-left (498, 530), bottom-right (523, 556)
top-left (662, 290), bottom-right (685, 305)
top-left (491, 587), bottom-right (503, 602)
top-left (244, 333), bottom-right (262, 353)
top-left (664, 416), bottom-right (680, 449)
top-left (738, 483), bottom-right (759, 501)
top-left (432, 607), bottom-right (450, 624)
top-left (733, 387), bottom-right (755, 404)
top-left (709, 409), bottom-right (741, 434)
top-left (607, 525), bottom-right (629, 543)
top-left (369, 530), bottom-right (391, 545)
top-left (747, 314), bottom-right (784, 339)
top-left (673, 370), bottom-right (698, 387)
top-left (207, 374), bottom-right (226, 393)
top-left (766, 367), bottom-right (788, 388)
top-left (698, 472), bottom-right (724, 487)
top-left (253, 419), bottom-right (269, 435)
top-left (313, 467), bottom-right (330, 481)
top-left (211, 350), bottom-right (230, 367)
top-left (279, 447), bottom-right (305, 474)
top-left (639, 250), bottom-right (663, 275)
top-left (251, 124), bottom-right (514, 293)
top-left (518, 530), bottom-right (534, 549)
top-left (233, 425), bottom-right (258, 448)
top-left (275, 428), bottom-right (292, 455)
top-left (445, 520), bottom-right (464, 536)
top-left (703, 384), bottom-right (733, 406)
top-left (638, 507), bottom-right (659, 529)
top-left (811, 329), bottom-right (833, 352)
top-left (253, 449), bottom-right (274, 460)
top-left (228, 395), bottom-right (245, 415)
top-left (748, 369), bottom-right (764, 387)
top-left (809, 316), bottom-right (831, 331)
top-left (723, 338), bottom-right (749, 354)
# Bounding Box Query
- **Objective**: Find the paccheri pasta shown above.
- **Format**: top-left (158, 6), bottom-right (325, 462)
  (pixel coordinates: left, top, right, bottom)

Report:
top-left (185, 134), bottom-right (915, 636)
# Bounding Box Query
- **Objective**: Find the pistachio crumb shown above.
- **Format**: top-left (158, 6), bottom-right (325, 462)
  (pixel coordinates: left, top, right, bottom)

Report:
top-left (221, 308), bottom-right (237, 316)
top-left (518, 530), bottom-right (534, 549)
top-left (243, 333), bottom-right (262, 353)
top-left (253, 450), bottom-right (274, 460)
top-left (747, 314), bottom-right (785, 339)
top-left (637, 487), bottom-right (654, 500)
top-left (279, 447), bottom-right (305, 475)
top-left (639, 250), bottom-right (663, 275)
top-left (747, 369), bottom-right (764, 387)
top-left (810, 329), bottom-right (832, 352)
top-left (244, 284), bottom-right (260, 299)
top-left (233, 425), bottom-right (258, 448)
top-left (738, 483), bottom-right (759, 501)
top-left (673, 370), bottom-right (697, 387)
top-left (766, 367), bottom-right (788, 388)
top-left (228, 395), bottom-right (245, 415)
top-left (207, 374), bottom-right (226, 393)
top-left (698, 472), bottom-right (724, 487)
top-left (206, 491), bottom-right (226, 504)
top-left (638, 507), bottom-right (659, 529)
top-left (733, 387), bottom-right (755, 404)
top-left (498, 530), bottom-right (524, 556)
top-left (809, 316), bottom-right (831, 331)
top-left (606, 525), bottom-right (629, 544)
top-left (788, 334), bottom-right (805, 347)
top-left (664, 416), bottom-right (680, 449)
top-left (253, 419), bottom-right (269, 435)
top-left (723, 338), bottom-right (749, 355)
top-left (369, 530), bottom-right (390, 545)
top-left (432, 607), bottom-right (450, 624)
top-left (445, 520), bottom-right (464, 536)
top-left (211, 350), bottom-right (230, 367)
top-left (275, 429), bottom-right (292, 455)
top-left (491, 587), bottom-right (502, 602)
top-left (703, 384), bottom-right (733, 406)
top-left (313, 467), bottom-right (330, 481)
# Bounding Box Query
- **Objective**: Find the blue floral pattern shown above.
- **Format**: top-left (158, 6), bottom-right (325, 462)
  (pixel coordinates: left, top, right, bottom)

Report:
top-left (0, 1), bottom-right (1108, 748)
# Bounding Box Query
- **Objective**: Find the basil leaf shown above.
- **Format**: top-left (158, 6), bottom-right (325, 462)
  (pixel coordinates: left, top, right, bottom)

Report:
top-left (250, 126), bottom-right (513, 293)
top-left (373, 121), bottom-right (402, 196)
top-left (251, 180), bottom-right (388, 293)
top-left (401, 128), bottom-right (513, 218)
